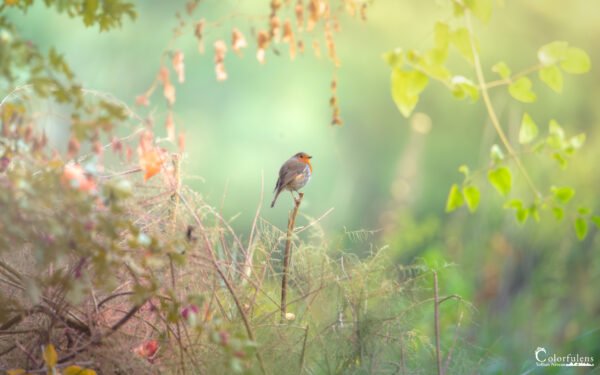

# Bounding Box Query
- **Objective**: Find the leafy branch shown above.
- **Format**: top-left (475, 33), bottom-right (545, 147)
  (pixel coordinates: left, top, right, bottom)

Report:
top-left (384, 0), bottom-right (598, 239)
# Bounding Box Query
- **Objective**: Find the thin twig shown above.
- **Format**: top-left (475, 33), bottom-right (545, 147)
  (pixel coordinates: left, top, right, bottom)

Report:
top-left (433, 271), bottom-right (443, 375)
top-left (294, 207), bottom-right (335, 234)
top-left (466, 14), bottom-right (540, 199)
top-left (443, 310), bottom-right (464, 374)
top-left (177, 191), bottom-right (267, 375)
top-left (244, 172), bottom-right (264, 280)
top-left (299, 325), bottom-right (309, 374)
top-left (281, 192), bottom-right (304, 322)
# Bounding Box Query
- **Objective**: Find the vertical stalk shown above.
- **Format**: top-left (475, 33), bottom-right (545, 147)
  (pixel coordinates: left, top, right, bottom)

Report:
top-left (281, 192), bottom-right (303, 321)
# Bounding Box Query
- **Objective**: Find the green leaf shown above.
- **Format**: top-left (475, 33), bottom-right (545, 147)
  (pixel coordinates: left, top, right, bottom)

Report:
top-left (508, 77), bottom-right (537, 103)
top-left (491, 61), bottom-right (511, 79)
top-left (591, 216), bottom-right (600, 228)
top-left (458, 164), bottom-right (470, 178)
top-left (446, 184), bottom-right (464, 212)
top-left (390, 69), bottom-right (429, 118)
top-left (451, 76), bottom-right (479, 101)
top-left (569, 133), bottom-right (586, 150)
top-left (83, 0), bottom-right (99, 27)
top-left (552, 153), bottom-right (568, 169)
top-left (452, 0), bottom-right (465, 17)
top-left (383, 49), bottom-right (403, 68)
top-left (560, 47), bottom-right (591, 74)
top-left (578, 207), bottom-right (591, 216)
top-left (552, 207), bottom-right (564, 221)
top-left (490, 144), bottom-right (504, 162)
top-left (516, 207), bottom-right (529, 223)
top-left (546, 119), bottom-right (566, 149)
top-left (519, 112), bottom-right (538, 144)
top-left (451, 27), bottom-right (475, 64)
top-left (549, 119), bottom-right (565, 138)
top-left (529, 205), bottom-right (540, 222)
top-left (538, 41), bottom-right (568, 66)
top-left (505, 199), bottom-right (523, 210)
top-left (551, 186), bottom-right (575, 204)
top-left (574, 217), bottom-right (588, 240)
top-left (465, 0), bottom-right (493, 23)
top-left (538, 65), bottom-right (563, 93)
top-left (488, 167), bottom-right (512, 197)
top-left (462, 185), bottom-right (480, 212)
top-left (434, 22), bottom-right (450, 51)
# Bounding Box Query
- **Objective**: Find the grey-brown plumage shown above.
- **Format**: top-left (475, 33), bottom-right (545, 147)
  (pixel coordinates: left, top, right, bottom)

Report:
top-left (271, 152), bottom-right (312, 208)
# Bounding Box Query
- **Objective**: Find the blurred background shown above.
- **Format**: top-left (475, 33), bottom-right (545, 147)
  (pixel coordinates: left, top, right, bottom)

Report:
top-left (8, 0), bottom-right (600, 372)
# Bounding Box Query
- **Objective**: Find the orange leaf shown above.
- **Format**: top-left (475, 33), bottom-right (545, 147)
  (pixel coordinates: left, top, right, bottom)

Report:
top-left (62, 163), bottom-right (97, 193)
top-left (138, 147), bottom-right (163, 181)
top-left (135, 94), bottom-right (149, 106)
top-left (133, 339), bottom-right (159, 359)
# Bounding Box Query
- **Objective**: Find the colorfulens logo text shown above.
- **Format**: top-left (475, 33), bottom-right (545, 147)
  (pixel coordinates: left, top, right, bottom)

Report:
top-left (535, 347), bottom-right (594, 367)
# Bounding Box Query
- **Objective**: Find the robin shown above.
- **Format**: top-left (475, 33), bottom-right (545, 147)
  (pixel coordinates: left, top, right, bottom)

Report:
top-left (271, 152), bottom-right (313, 208)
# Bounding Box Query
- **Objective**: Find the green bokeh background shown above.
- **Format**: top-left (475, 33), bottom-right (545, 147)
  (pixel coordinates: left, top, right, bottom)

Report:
top-left (7, 0), bottom-right (600, 372)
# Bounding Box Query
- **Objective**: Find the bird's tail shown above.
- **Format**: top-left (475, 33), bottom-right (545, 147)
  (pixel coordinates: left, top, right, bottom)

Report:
top-left (270, 189), bottom-right (282, 208)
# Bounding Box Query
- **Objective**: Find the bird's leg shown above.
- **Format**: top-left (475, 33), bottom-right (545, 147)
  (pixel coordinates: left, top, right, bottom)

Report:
top-left (289, 190), bottom-right (299, 205)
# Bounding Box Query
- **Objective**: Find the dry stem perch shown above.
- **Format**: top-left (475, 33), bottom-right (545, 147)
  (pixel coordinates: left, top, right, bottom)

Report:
top-left (280, 192), bottom-right (304, 321)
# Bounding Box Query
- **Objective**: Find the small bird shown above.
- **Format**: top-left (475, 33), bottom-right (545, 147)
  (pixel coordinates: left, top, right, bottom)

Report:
top-left (271, 152), bottom-right (313, 208)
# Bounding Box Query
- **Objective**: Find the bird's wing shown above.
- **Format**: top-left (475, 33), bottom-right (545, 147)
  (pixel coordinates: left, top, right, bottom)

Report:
top-left (278, 159), bottom-right (307, 189)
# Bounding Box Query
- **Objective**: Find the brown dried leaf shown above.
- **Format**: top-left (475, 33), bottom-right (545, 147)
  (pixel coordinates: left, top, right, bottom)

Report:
top-left (312, 40), bottom-right (321, 58)
top-left (295, 0), bottom-right (304, 31)
top-left (166, 112), bottom-right (175, 141)
top-left (158, 67), bottom-right (176, 105)
top-left (270, 15), bottom-right (281, 41)
top-left (194, 19), bottom-right (205, 54)
top-left (282, 20), bottom-right (296, 59)
top-left (232, 28), bottom-right (248, 54)
top-left (178, 132), bottom-right (185, 152)
top-left (172, 51), bottom-right (185, 83)
top-left (214, 40), bottom-right (228, 81)
top-left (360, 3), bottom-right (368, 20)
top-left (257, 31), bottom-right (270, 64)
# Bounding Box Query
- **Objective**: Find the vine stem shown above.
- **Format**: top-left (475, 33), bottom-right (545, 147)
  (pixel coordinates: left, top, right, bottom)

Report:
top-left (466, 14), bottom-right (541, 199)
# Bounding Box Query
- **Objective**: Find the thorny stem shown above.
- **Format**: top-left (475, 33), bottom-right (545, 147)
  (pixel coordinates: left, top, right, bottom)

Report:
top-left (466, 14), bottom-right (541, 199)
top-left (281, 192), bottom-right (304, 322)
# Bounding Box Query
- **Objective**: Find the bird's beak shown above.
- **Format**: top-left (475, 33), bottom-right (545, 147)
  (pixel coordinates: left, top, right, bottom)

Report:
top-left (308, 155), bottom-right (313, 159)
